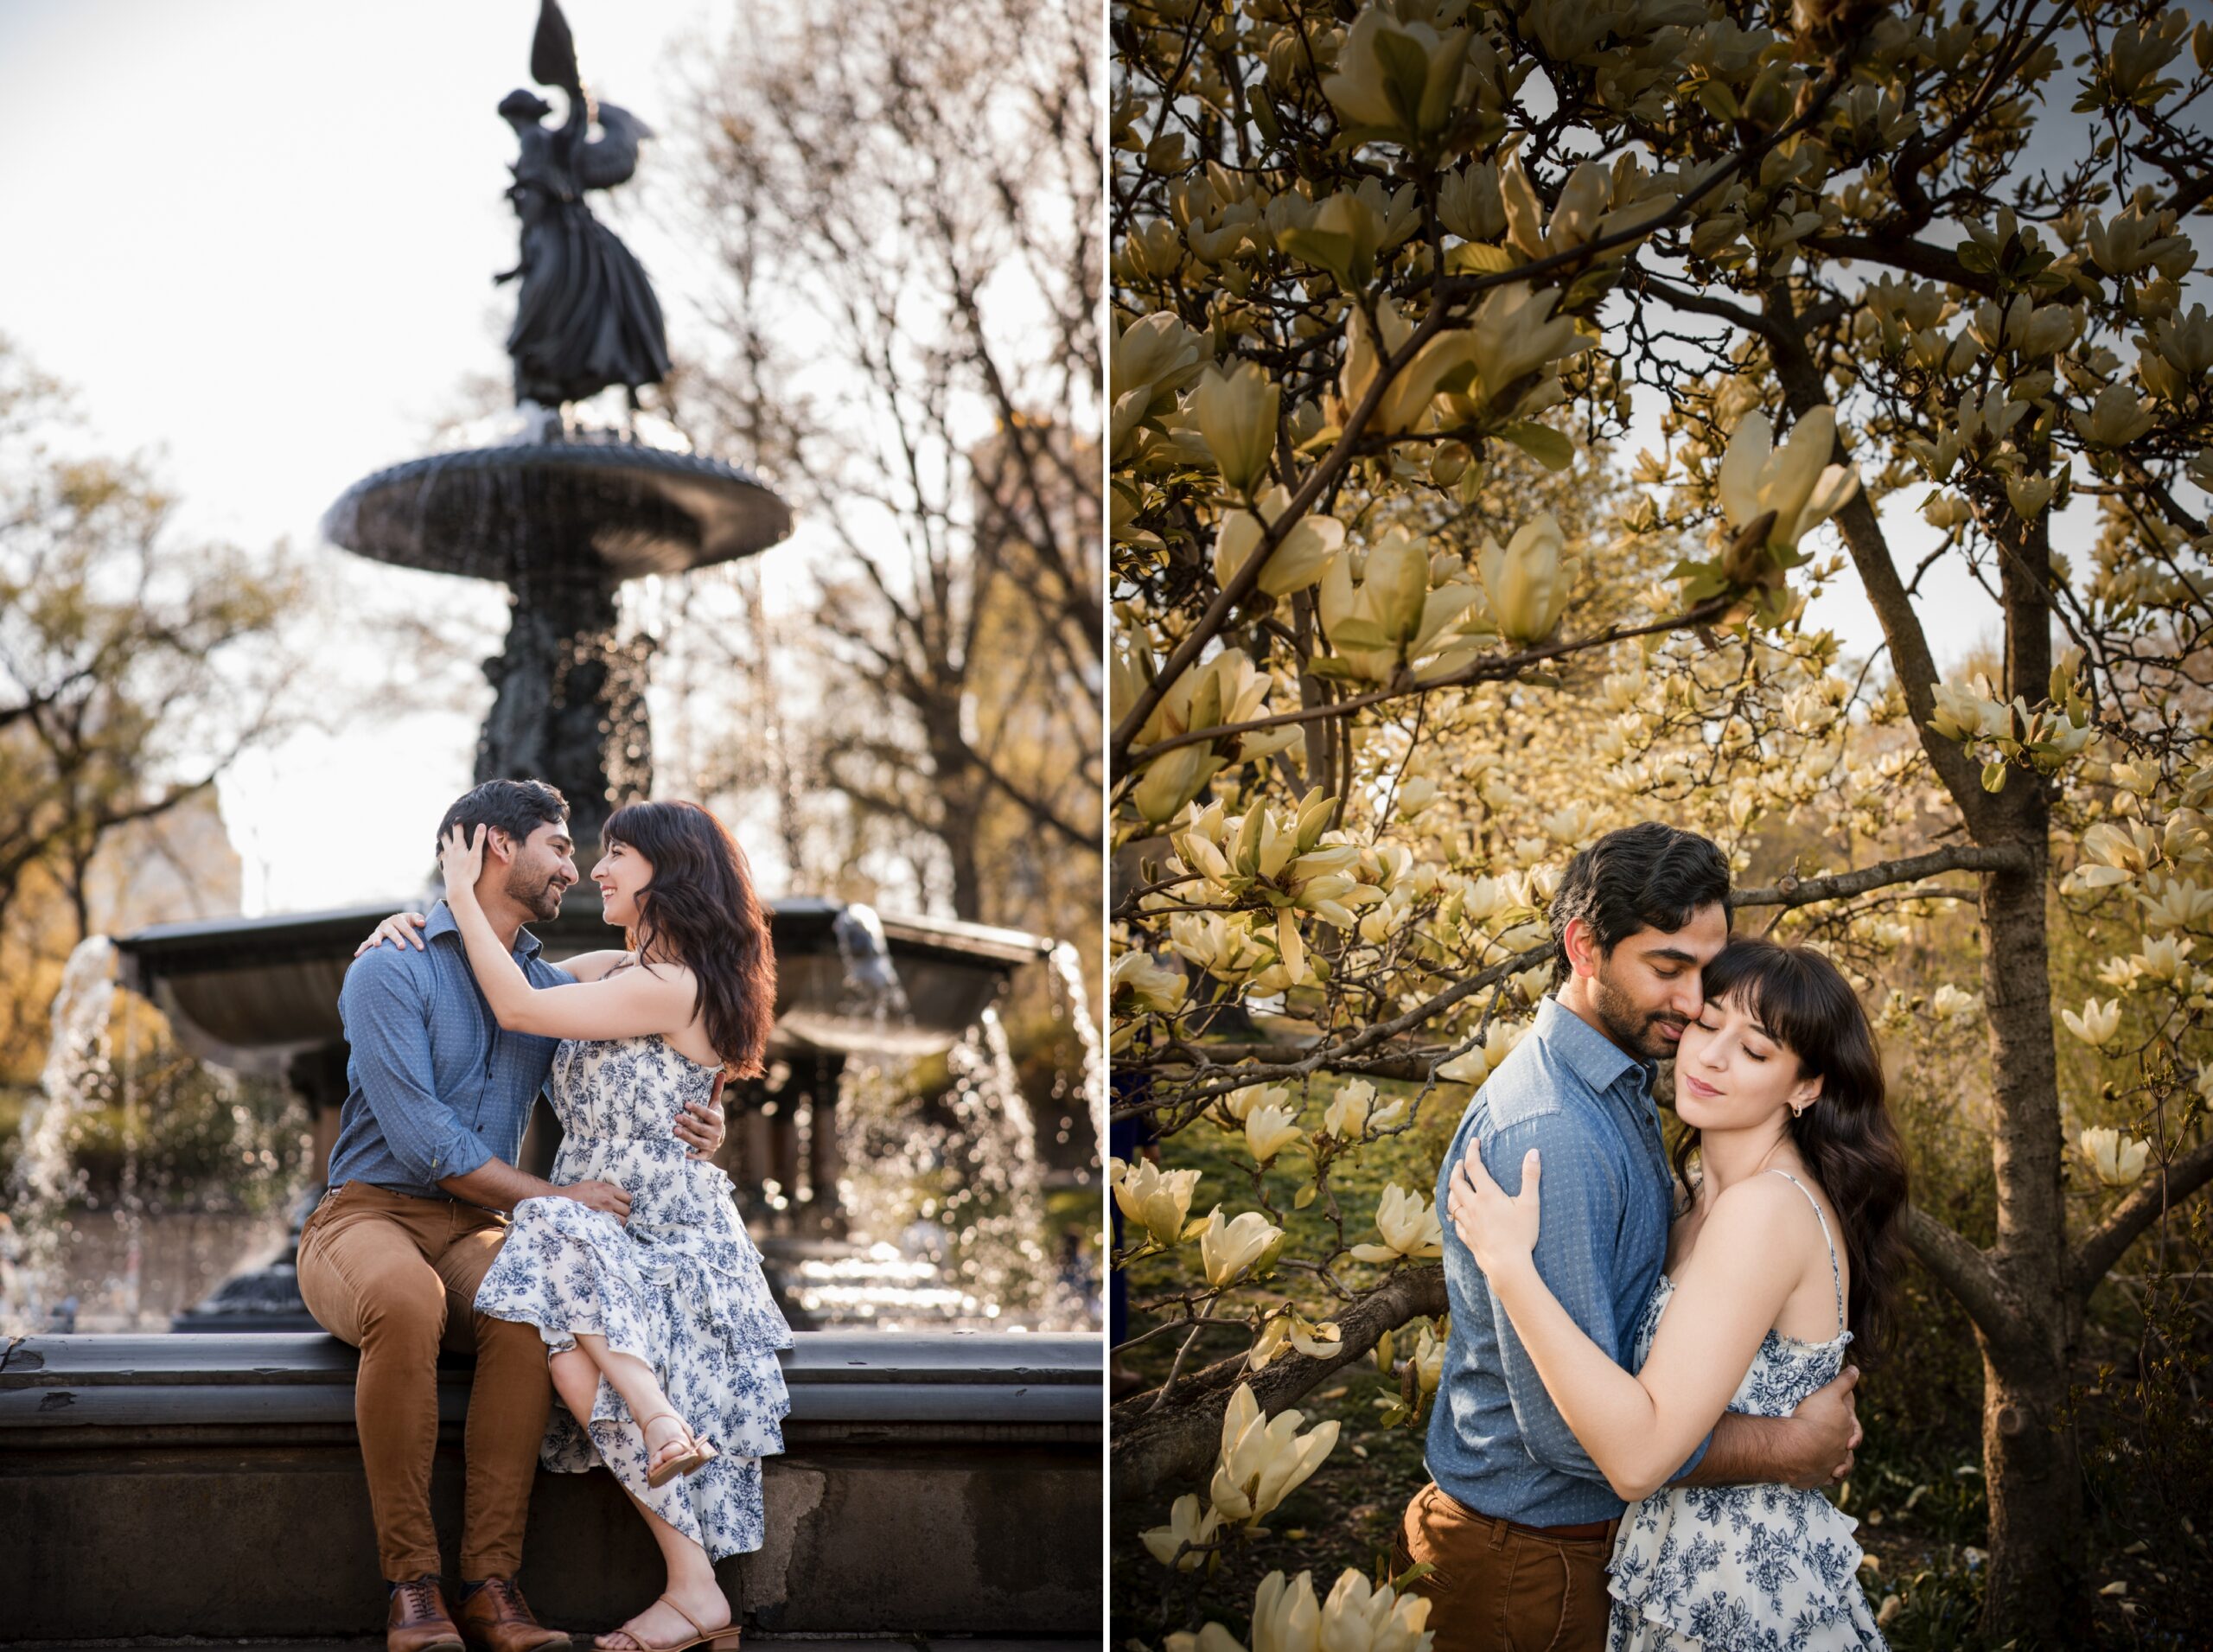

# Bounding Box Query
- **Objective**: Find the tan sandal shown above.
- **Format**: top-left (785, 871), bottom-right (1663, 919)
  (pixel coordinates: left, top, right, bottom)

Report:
top-left (639, 1411), bottom-right (719, 1489)
top-left (595, 1595), bottom-right (740, 1652)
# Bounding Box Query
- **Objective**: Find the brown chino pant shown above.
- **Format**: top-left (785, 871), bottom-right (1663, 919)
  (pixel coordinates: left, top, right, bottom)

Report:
top-left (1393, 1481), bottom-right (1618, 1652)
top-left (295, 1180), bottom-right (552, 1584)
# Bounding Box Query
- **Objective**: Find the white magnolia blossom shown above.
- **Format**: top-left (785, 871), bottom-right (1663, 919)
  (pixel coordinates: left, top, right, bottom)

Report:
top-left (1351, 1183), bottom-right (1445, 1263)
top-left (1194, 360), bottom-right (1279, 494)
top-left (1215, 487), bottom-right (1348, 596)
top-left (1322, 1078), bottom-right (1408, 1140)
top-left (1209, 1383), bottom-right (1342, 1526)
top-left (1927, 680), bottom-right (2015, 744)
top-left (2079, 1126), bottom-right (2151, 1187)
top-left (1321, 4), bottom-right (1473, 147)
top-left (1140, 1490), bottom-right (1223, 1570)
top-left (1437, 1018), bottom-right (1529, 1086)
top-left (1477, 513), bottom-right (1579, 645)
top-left (2062, 997), bottom-right (2122, 1047)
top-left (1320, 1568), bottom-right (1437, 1652)
top-left (1109, 1157), bottom-right (1201, 1248)
top-left (1245, 1102), bottom-right (1307, 1164)
top-left (1929, 984), bottom-right (1982, 1023)
top-left (1219, 1081), bottom-right (1292, 1125)
top-left (1252, 1569), bottom-right (1323, 1652)
top-left (1715, 406), bottom-right (1860, 553)
top-left (1199, 1207), bottom-right (1286, 1287)
top-left (1112, 948), bottom-right (1187, 1016)
top-left (1248, 1306), bottom-right (1344, 1370)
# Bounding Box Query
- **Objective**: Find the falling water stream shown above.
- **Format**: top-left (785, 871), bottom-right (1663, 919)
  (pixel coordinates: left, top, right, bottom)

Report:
top-left (3, 937), bottom-right (118, 1336)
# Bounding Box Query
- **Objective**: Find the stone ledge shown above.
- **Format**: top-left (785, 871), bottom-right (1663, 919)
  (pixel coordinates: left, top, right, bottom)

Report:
top-left (0, 1333), bottom-right (1100, 1640)
top-left (0, 1332), bottom-right (1101, 1433)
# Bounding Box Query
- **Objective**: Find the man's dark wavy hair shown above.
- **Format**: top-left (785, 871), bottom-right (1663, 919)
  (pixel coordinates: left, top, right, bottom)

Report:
top-left (435, 778), bottom-right (568, 859)
top-left (1547, 822), bottom-right (1733, 988)
top-left (604, 799), bottom-right (776, 1080)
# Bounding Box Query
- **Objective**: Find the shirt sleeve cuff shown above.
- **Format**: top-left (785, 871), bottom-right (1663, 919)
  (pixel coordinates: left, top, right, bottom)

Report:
top-left (429, 1131), bottom-right (494, 1184)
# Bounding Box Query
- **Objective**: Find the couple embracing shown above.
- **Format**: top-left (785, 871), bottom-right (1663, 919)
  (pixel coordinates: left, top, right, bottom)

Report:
top-left (1400, 821), bottom-right (1906, 1651)
top-left (298, 779), bottom-right (790, 1652)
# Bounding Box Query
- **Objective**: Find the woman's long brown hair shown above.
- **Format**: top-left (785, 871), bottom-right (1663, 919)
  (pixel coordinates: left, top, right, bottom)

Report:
top-left (1670, 937), bottom-right (1910, 1355)
top-left (603, 800), bottom-right (776, 1079)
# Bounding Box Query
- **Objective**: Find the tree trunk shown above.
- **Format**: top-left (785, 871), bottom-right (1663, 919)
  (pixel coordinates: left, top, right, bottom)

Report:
top-left (913, 703), bottom-right (986, 922)
top-left (1977, 1325), bottom-right (2087, 1643)
top-left (1967, 838), bottom-right (2091, 1646)
top-left (1967, 453), bottom-right (2091, 1641)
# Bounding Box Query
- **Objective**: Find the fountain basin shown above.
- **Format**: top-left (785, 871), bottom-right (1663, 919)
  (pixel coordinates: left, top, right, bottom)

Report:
top-left (116, 896), bottom-right (1050, 1075)
top-left (321, 440), bottom-right (794, 580)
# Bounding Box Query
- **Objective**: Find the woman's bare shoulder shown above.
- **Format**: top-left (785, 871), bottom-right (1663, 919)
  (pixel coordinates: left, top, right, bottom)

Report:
top-left (558, 948), bottom-right (636, 983)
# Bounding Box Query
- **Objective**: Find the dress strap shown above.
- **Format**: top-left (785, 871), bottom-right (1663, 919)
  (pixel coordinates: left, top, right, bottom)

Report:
top-left (1765, 1168), bottom-right (1846, 1339)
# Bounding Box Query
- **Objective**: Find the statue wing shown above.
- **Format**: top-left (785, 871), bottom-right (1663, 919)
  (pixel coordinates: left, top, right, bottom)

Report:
top-left (576, 102), bottom-right (655, 190)
top-left (530, 0), bottom-right (585, 99)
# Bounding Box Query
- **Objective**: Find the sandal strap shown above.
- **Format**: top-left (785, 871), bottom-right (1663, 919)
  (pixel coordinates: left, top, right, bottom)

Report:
top-left (659, 1597), bottom-right (706, 1639)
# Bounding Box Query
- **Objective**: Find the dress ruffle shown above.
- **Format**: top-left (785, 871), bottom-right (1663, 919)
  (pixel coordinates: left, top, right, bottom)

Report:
top-left (1607, 1482), bottom-right (1885, 1650)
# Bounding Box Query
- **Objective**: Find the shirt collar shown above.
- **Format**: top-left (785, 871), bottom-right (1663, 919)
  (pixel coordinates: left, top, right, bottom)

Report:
top-left (424, 899), bottom-right (544, 959)
top-left (1535, 994), bottom-right (1648, 1096)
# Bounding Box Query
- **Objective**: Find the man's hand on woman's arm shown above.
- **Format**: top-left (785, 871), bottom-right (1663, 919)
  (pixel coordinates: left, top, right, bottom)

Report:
top-left (1674, 1366), bottom-right (1861, 1490)
top-left (672, 1070), bottom-right (728, 1161)
top-left (437, 1156), bottom-right (633, 1221)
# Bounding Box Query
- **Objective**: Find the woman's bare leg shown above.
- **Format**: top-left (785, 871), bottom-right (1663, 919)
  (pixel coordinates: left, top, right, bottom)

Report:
top-left (572, 1331), bottom-right (697, 1474)
top-left (548, 1347), bottom-right (600, 1429)
top-left (552, 1344), bottom-right (729, 1648)
top-left (592, 1482), bottom-right (730, 1649)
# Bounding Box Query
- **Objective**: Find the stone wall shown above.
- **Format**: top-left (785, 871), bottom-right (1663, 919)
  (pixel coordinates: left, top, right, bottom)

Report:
top-left (0, 1331), bottom-right (1099, 1639)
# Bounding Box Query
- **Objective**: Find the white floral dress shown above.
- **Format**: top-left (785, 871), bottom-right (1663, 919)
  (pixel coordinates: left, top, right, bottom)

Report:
top-left (1606, 1170), bottom-right (1886, 1652)
top-left (475, 1035), bottom-right (793, 1561)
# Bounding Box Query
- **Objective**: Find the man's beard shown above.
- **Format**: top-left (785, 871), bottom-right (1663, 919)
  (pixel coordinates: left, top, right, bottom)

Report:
top-left (507, 862), bottom-right (566, 922)
top-left (1592, 961), bottom-right (1686, 1062)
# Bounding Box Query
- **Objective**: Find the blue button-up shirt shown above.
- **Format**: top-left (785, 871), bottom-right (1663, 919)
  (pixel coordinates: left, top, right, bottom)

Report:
top-left (326, 902), bottom-right (571, 1202)
top-left (1424, 994), bottom-right (1710, 1524)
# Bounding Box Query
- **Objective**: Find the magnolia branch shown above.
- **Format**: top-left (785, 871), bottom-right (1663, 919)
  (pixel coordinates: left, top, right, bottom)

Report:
top-left (1114, 941), bottom-right (1554, 1117)
top-left (1899, 1204), bottom-right (2012, 1340)
top-left (2071, 1132), bottom-right (2213, 1299)
top-left (1111, 1261), bottom-right (1447, 1494)
top-left (1122, 595), bottom-right (1730, 768)
top-left (1732, 844), bottom-right (2034, 909)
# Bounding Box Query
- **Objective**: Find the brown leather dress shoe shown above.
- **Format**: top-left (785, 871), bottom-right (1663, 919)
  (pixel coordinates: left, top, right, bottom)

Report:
top-left (455, 1576), bottom-right (572, 1652)
top-left (388, 1576), bottom-right (466, 1652)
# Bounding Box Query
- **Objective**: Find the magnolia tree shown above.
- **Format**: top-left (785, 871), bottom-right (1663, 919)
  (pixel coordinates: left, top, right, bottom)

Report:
top-left (1108, 0), bottom-right (2213, 1642)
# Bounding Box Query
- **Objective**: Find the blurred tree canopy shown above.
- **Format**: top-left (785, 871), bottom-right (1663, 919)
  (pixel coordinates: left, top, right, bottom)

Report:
top-left (0, 337), bottom-right (303, 1075)
top-left (1108, 0), bottom-right (2213, 1642)
top-left (662, 0), bottom-right (1102, 953)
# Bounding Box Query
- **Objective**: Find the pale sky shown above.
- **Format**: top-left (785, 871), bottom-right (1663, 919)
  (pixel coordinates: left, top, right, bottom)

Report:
top-left (0, 0), bottom-right (783, 915)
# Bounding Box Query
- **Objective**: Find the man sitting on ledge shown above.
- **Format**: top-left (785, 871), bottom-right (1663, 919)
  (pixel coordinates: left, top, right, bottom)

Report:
top-left (297, 781), bottom-right (726, 1652)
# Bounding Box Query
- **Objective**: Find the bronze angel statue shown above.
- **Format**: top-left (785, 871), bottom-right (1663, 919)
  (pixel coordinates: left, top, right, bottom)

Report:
top-left (494, 0), bottom-right (672, 411)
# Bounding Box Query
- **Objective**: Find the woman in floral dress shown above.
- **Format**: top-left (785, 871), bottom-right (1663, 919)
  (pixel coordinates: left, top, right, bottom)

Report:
top-left (1451, 938), bottom-right (1909, 1650)
top-left (364, 800), bottom-right (786, 1652)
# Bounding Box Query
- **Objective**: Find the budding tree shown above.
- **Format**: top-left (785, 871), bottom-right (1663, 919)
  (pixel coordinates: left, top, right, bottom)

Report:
top-left (1108, 0), bottom-right (2213, 1642)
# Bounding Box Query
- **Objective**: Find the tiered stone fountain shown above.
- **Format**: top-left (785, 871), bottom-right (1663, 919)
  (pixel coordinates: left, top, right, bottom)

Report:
top-left (104, 0), bottom-right (1058, 1330)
